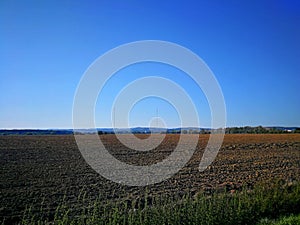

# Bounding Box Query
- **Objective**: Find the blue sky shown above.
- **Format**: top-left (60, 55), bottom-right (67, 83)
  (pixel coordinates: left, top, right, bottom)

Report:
top-left (1, 0), bottom-right (299, 128)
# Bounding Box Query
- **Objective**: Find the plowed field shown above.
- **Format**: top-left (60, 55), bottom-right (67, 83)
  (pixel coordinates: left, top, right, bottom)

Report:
top-left (1, 134), bottom-right (299, 223)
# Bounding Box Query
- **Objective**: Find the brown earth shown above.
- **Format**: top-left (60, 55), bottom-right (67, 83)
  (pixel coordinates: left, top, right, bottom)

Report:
top-left (0, 134), bottom-right (299, 223)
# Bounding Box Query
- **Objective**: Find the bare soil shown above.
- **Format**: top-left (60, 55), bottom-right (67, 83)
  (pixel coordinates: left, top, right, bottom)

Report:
top-left (0, 134), bottom-right (299, 223)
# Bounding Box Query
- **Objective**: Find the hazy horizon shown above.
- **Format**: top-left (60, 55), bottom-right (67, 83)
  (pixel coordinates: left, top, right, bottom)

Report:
top-left (1, 125), bottom-right (299, 130)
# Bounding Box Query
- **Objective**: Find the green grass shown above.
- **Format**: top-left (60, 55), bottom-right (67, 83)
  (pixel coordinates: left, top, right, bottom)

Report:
top-left (257, 214), bottom-right (300, 225)
top-left (16, 180), bottom-right (300, 225)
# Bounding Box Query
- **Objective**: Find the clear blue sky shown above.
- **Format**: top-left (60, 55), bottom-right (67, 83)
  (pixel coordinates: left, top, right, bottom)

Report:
top-left (1, 0), bottom-right (299, 129)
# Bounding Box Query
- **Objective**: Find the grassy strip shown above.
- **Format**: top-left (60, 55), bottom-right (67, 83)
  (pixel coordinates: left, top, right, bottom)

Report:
top-left (17, 180), bottom-right (300, 225)
top-left (258, 214), bottom-right (300, 225)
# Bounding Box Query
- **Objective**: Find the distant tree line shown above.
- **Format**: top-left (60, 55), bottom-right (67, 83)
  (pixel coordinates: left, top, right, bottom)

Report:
top-left (1, 127), bottom-right (299, 136)
top-left (163, 126), bottom-right (299, 134)
top-left (97, 127), bottom-right (300, 135)
top-left (0, 129), bottom-right (73, 135)
top-left (225, 126), bottom-right (299, 134)
top-left (293, 128), bottom-right (300, 133)
top-left (97, 131), bottom-right (115, 135)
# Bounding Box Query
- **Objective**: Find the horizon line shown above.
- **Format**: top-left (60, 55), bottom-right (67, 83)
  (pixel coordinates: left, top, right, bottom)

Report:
top-left (0, 125), bottom-right (299, 130)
